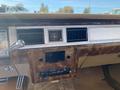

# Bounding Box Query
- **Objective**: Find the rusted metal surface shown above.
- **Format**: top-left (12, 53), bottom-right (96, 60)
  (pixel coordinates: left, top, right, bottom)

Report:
top-left (11, 42), bottom-right (120, 83)
top-left (12, 46), bottom-right (77, 83)
top-left (31, 67), bottom-right (113, 90)
top-left (77, 43), bottom-right (120, 56)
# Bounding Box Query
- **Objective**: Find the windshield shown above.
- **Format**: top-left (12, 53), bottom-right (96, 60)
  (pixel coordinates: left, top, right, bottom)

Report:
top-left (0, 0), bottom-right (120, 14)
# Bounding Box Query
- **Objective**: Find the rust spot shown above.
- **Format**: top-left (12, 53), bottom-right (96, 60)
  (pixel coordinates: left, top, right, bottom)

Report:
top-left (77, 45), bottom-right (120, 56)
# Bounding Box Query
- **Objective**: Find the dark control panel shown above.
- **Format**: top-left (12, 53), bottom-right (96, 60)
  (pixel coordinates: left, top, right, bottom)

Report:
top-left (39, 67), bottom-right (71, 78)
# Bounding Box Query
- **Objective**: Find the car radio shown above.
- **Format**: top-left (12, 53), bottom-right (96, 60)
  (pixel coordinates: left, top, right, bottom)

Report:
top-left (25, 46), bottom-right (77, 83)
top-left (39, 67), bottom-right (71, 78)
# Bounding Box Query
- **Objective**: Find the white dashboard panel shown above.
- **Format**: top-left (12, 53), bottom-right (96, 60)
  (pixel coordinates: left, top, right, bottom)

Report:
top-left (89, 27), bottom-right (120, 41)
top-left (8, 25), bottom-right (120, 49)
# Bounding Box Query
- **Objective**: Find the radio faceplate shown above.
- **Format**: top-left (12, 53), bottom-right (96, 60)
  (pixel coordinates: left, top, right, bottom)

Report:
top-left (27, 46), bottom-right (77, 83)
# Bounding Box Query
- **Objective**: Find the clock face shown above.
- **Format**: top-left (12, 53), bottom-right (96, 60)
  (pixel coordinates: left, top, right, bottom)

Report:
top-left (48, 30), bottom-right (63, 42)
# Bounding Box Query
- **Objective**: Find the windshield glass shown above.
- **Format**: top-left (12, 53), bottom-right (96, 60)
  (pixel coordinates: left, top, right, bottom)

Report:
top-left (0, 0), bottom-right (120, 14)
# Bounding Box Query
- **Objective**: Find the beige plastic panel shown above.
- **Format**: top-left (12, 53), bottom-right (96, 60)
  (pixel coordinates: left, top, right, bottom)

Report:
top-left (78, 53), bottom-right (120, 68)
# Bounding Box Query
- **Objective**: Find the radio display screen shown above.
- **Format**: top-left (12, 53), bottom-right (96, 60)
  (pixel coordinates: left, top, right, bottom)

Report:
top-left (45, 51), bottom-right (65, 63)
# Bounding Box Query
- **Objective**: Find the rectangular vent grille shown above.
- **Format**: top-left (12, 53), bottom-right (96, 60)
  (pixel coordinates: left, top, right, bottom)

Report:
top-left (67, 27), bottom-right (88, 42)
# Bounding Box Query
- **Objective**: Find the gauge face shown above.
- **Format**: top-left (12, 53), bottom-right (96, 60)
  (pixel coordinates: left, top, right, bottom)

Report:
top-left (17, 28), bottom-right (44, 45)
top-left (48, 30), bottom-right (63, 42)
top-left (0, 29), bottom-right (9, 57)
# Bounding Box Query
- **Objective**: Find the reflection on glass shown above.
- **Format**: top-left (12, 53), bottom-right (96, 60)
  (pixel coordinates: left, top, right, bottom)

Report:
top-left (0, 29), bottom-right (9, 57)
top-left (0, 0), bottom-right (119, 14)
top-left (48, 30), bottom-right (63, 42)
top-left (17, 28), bottom-right (44, 45)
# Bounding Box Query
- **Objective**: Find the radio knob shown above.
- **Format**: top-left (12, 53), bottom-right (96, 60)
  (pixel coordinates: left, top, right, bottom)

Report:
top-left (67, 55), bottom-right (71, 59)
top-left (39, 58), bottom-right (43, 62)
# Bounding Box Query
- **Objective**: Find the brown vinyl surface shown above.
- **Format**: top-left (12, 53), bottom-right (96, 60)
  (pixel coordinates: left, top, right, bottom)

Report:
top-left (30, 67), bottom-right (114, 90)
top-left (0, 77), bottom-right (17, 90)
top-left (1, 65), bottom-right (120, 90)
top-left (0, 14), bottom-right (120, 20)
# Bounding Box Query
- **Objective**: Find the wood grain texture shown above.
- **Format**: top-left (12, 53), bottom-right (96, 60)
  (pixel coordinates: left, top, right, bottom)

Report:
top-left (11, 42), bottom-right (120, 83)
